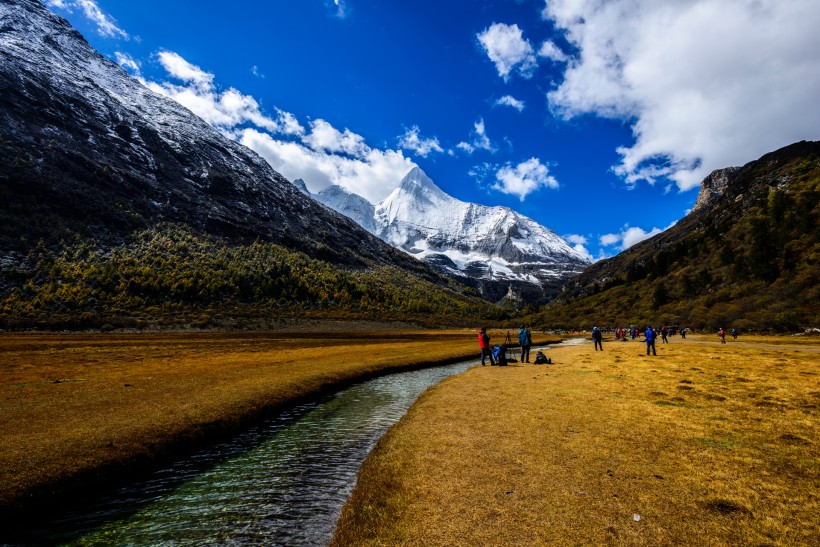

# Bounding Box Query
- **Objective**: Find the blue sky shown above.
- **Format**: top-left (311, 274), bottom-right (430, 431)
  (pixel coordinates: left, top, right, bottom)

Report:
top-left (46, 0), bottom-right (820, 260)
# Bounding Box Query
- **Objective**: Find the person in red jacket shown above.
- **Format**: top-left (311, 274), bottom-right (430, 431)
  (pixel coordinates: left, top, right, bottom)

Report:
top-left (478, 327), bottom-right (495, 366)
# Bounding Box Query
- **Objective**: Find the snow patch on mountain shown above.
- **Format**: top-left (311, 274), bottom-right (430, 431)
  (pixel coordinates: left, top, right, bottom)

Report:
top-left (313, 184), bottom-right (378, 234)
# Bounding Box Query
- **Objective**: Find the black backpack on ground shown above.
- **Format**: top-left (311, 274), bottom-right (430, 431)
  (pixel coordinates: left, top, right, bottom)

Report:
top-left (534, 351), bottom-right (551, 364)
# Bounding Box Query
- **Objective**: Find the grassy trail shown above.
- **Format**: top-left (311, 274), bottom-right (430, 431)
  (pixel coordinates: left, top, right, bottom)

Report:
top-left (333, 334), bottom-right (820, 546)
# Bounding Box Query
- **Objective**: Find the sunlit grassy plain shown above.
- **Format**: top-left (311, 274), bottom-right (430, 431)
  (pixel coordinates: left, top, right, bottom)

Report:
top-left (0, 328), bottom-right (551, 530)
top-left (333, 334), bottom-right (820, 546)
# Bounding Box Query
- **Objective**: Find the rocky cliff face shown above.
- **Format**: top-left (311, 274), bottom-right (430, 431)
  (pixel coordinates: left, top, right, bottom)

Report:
top-left (692, 167), bottom-right (741, 213)
top-left (0, 0), bottom-right (436, 278)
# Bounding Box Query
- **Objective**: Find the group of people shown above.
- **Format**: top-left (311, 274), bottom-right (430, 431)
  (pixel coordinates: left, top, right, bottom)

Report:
top-left (606, 326), bottom-right (684, 342)
top-left (591, 325), bottom-right (738, 354)
top-left (477, 325), bottom-right (533, 366)
top-left (591, 325), bottom-right (678, 355)
top-left (479, 323), bottom-right (740, 365)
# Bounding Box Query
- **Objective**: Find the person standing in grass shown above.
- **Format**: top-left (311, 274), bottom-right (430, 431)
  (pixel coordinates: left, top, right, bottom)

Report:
top-left (661, 326), bottom-right (669, 344)
top-left (731, 328), bottom-right (738, 340)
top-left (592, 327), bottom-right (603, 351)
top-left (478, 327), bottom-right (495, 366)
top-left (644, 326), bottom-right (657, 356)
top-left (518, 324), bottom-right (532, 363)
top-left (719, 327), bottom-right (726, 344)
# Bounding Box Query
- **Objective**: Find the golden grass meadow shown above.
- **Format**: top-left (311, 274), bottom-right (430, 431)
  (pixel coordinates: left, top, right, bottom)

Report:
top-left (333, 334), bottom-right (820, 546)
top-left (1, 329), bottom-right (817, 545)
top-left (0, 327), bottom-right (553, 529)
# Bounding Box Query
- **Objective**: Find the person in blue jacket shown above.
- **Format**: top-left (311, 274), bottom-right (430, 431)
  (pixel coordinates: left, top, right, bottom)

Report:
top-left (644, 326), bottom-right (657, 356)
top-left (518, 324), bottom-right (532, 363)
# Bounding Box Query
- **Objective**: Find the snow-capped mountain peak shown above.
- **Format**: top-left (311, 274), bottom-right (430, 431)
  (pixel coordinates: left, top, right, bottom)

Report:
top-left (395, 166), bottom-right (449, 202)
top-left (306, 166), bottom-right (590, 303)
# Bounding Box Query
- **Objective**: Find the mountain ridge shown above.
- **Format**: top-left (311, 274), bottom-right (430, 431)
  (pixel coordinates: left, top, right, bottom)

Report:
top-left (532, 140), bottom-right (820, 330)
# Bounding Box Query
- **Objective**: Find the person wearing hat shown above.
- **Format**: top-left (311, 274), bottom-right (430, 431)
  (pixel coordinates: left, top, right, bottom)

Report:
top-left (518, 324), bottom-right (532, 363)
top-left (478, 327), bottom-right (495, 366)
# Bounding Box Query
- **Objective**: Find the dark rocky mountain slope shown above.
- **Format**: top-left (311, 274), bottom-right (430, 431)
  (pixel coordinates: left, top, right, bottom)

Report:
top-left (0, 0), bottom-right (415, 268)
top-left (0, 0), bottom-right (494, 328)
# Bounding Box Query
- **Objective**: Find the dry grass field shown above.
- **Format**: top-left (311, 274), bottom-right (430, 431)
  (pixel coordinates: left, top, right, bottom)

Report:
top-left (0, 327), bottom-right (545, 529)
top-left (333, 334), bottom-right (820, 546)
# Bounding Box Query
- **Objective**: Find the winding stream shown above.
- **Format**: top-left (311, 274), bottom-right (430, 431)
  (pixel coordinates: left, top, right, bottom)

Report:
top-left (43, 360), bottom-right (475, 545)
top-left (36, 340), bottom-right (578, 545)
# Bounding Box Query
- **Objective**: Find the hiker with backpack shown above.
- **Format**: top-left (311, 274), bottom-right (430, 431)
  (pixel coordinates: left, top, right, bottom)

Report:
top-left (478, 327), bottom-right (496, 366)
top-left (518, 324), bottom-right (532, 363)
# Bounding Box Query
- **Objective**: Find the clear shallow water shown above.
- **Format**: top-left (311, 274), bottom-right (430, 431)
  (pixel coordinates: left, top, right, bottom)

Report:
top-left (40, 360), bottom-right (475, 546)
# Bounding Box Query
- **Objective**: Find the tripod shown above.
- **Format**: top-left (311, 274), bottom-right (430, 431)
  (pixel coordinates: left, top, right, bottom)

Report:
top-left (504, 330), bottom-right (518, 362)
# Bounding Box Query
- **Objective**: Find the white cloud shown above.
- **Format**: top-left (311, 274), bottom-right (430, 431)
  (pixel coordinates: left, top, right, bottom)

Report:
top-left (620, 227), bottom-right (663, 250)
top-left (398, 126), bottom-right (445, 157)
top-left (477, 23), bottom-right (537, 81)
top-left (599, 221), bottom-right (677, 251)
top-left (275, 109), bottom-right (306, 137)
top-left (144, 50), bottom-right (415, 203)
top-left (156, 51), bottom-right (213, 87)
top-left (494, 95), bottom-right (525, 111)
top-left (114, 51), bottom-right (140, 75)
top-left (331, 0), bottom-right (347, 19)
top-left (537, 40), bottom-right (568, 63)
top-left (251, 65), bottom-right (265, 79)
top-left (47, 0), bottom-right (128, 39)
top-left (303, 119), bottom-right (367, 157)
top-left (457, 118), bottom-right (496, 155)
top-left (599, 233), bottom-right (621, 247)
top-left (240, 128), bottom-right (414, 203)
top-left (542, 0), bottom-right (820, 191)
top-left (147, 51), bottom-right (300, 135)
top-left (492, 157), bottom-right (558, 201)
top-left (565, 233), bottom-right (595, 262)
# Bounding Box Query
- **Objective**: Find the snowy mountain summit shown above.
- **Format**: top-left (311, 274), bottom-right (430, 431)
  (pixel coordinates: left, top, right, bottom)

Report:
top-left (310, 167), bottom-right (590, 302)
